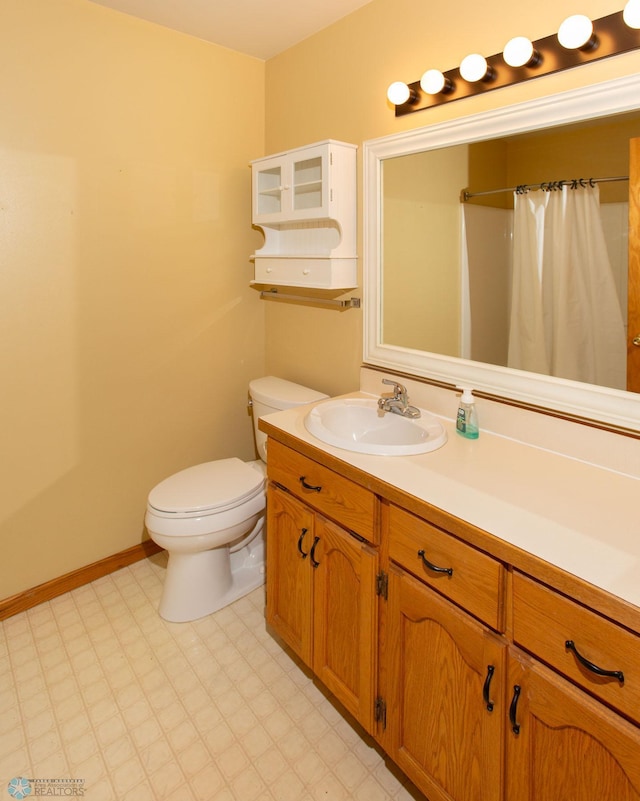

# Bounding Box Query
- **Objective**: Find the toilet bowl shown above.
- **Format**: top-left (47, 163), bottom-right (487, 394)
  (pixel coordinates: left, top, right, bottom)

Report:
top-left (145, 377), bottom-right (328, 622)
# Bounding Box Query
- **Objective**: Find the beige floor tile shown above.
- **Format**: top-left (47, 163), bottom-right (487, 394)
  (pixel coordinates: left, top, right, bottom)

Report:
top-left (1, 558), bottom-right (423, 800)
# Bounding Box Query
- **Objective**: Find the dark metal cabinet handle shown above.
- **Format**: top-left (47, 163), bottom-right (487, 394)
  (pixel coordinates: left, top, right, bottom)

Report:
top-left (297, 528), bottom-right (309, 559)
top-left (483, 665), bottom-right (495, 712)
top-left (310, 536), bottom-right (321, 568)
top-left (300, 476), bottom-right (322, 492)
top-left (509, 685), bottom-right (521, 734)
top-left (417, 549), bottom-right (453, 576)
top-left (565, 640), bottom-right (625, 682)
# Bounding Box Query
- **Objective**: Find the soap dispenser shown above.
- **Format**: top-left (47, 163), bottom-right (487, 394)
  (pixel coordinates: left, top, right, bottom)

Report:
top-left (456, 387), bottom-right (479, 439)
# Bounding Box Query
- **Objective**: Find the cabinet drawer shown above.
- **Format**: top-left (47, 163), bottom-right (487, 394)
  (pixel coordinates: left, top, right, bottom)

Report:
top-left (388, 505), bottom-right (504, 630)
top-left (253, 257), bottom-right (357, 289)
top-left (267, 439), bottom-right (377, 543)
top-left (513, 572), bottom-right (640, 724)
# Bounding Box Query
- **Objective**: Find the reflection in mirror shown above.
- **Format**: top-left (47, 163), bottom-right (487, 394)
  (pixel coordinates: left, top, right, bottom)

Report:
top-left (382, 112), bottom-right (640, 391)
top-left (364, 75), bottom-right (640, 432)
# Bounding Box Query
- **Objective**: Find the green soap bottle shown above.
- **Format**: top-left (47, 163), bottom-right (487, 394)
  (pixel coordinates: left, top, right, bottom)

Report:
top-left (456, 387), bottom-right (479, 439)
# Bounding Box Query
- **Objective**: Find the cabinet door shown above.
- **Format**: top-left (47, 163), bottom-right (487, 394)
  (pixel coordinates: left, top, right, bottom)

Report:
top-left (253, 144), bottom-right (328, 223)
top-left (253, 155), bottom-right (286, 220)
top-left (265, 485), bottom-right (314, 666)
top-left (289, 144), bottom-right (326, 218)
top-left (506, 649), bottom-right (640, 801)
top-left (312, 515), bottom-right (378, 733)
top-left (386, 565), bottom-right (505, 801)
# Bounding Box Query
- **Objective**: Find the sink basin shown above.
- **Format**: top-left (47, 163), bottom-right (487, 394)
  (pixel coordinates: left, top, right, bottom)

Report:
top-left (304, 398), bottom-right (447, 456)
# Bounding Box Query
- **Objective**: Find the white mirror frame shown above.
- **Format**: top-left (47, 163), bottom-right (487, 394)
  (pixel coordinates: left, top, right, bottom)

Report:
top-left (364, 74), bottom-right (640, 433)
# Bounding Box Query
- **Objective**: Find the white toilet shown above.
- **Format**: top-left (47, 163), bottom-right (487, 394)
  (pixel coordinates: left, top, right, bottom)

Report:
top-left (145, 376), bottom-right (328, 622)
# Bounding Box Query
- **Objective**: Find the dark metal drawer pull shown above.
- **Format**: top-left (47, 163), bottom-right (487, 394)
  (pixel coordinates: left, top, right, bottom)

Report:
top-left (297, 528), bottom-right (309, 559)
top-left (565, 640), bottom-right (625, 682)
top-left (483, 665), bottom-right (495, 712)
top-left (300, 476), bottom-right (322, 492)
top-left (310, 536), bottom-right (321, 568)
top-left (417, 549), bottom-right (453, 576)
top-left (509, 685), bottom-right (521, 734)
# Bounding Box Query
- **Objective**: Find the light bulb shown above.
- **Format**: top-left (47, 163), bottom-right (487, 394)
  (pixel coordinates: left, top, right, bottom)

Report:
top-left (624, 0), bottom-right (640, 28)
top-left (558, 14), bottom-right (595, 49)
top-left (460, 54), bottom-right (490, 83)
top-left (503, 36), bottom-right (536, 68)
top-left (387, 81), bottom-right (411, 105)
top-left (420, 69), bottom-right (446, 94)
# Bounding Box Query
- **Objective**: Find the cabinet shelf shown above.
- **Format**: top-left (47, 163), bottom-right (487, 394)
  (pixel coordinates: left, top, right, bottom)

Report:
top-left (259, 187), bottom-right (284, 198)
top-left (294, 180), bottom-right (322, 192)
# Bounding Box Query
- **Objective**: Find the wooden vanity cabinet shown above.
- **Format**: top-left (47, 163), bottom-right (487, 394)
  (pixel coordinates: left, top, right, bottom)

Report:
top-left (265, 443), bottom-right (379, 733)
top-left (385, 564), bottom-right (506, 801)
top-left (382, 504), bottom-right (507, 801)
top-left (506, 571), bottom-right (640, 801)
top-left (265, 486), bottom-right (314, 661)
top-left (262, 433), bottom-right (640, 801)
top-left (512, 571), bottom-right (640, 723)
top-left (266, 439), bottom-right (377, 543)
top-left (506, 648), bottom-right (640, 801)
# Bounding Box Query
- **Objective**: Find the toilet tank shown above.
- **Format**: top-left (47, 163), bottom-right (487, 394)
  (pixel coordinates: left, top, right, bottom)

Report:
top-left (249, 376), bottom-right (328, 461)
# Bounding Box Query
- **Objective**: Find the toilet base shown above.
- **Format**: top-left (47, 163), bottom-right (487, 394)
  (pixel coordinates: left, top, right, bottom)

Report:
top-left (158, 529), bottom-right (265, 623)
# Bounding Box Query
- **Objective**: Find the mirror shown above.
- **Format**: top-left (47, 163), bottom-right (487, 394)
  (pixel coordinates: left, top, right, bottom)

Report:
top-left (364, 74), bottom-right (640, 433)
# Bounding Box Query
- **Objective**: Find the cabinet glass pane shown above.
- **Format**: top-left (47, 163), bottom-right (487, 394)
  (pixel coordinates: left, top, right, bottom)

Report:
top-left (257, 166), bottom-right (282, 215)
top-left (294, 157), bottom-right (322, 211)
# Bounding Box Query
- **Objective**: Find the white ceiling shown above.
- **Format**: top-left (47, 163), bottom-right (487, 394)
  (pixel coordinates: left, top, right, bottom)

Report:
top-left (87, 0), bottom-right (375, 60)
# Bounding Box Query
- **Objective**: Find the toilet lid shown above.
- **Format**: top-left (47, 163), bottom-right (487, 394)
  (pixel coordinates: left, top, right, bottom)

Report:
top-left (148, 458), bottom-right (264, 515)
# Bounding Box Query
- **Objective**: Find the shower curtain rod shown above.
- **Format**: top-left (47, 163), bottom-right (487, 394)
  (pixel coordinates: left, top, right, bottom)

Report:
top-left (461, 175), bottom-right (628, 202)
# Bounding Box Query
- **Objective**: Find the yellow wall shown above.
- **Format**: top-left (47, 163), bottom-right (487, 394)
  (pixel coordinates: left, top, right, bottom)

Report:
top-left (264, 0), bottom-right (640, 394)
top-left (383, 147), bottom-right (469, 355)
top-left (4, 0), bottom-right (640, 600)
top-left (467, 113), bottom-right (640, 208)
top-left (1, 0), bottom-right (265, 598)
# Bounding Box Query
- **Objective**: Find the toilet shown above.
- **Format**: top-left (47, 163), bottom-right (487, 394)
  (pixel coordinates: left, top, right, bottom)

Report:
top-left (145, 376), bottom-right (328, 622)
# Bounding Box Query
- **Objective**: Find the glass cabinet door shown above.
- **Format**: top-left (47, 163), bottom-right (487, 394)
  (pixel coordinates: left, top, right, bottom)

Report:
top-left (292, 154), bottom-right (323, 213)
top-left (253, 144), bottom-right (329, 223)
top-left (255, 164), bottom-right (284, 217)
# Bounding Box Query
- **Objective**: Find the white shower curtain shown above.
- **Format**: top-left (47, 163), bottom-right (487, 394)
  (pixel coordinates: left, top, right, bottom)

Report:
top-left (508, 184), bottom-right (626, 389)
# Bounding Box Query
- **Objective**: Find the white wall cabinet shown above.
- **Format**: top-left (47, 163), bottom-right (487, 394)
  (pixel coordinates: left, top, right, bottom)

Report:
top-left (250, 140), bottom-right (357, 289)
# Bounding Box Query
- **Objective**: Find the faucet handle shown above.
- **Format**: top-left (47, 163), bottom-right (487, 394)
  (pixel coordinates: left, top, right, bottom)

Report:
top-left (382, 378), bottom-right (407, 401)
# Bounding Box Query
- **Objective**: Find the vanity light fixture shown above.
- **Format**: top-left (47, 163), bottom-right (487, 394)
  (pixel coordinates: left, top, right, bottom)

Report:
top-left (557, 14), bottom-right (597, 50)
top-left (503, 36), bottom-right (540, 68)
top-left (386, 81), bottom-right (415, 105)
top-left (388, 8), bottom-right (640, 116)
top-left (459, 54), bottom-right (494, 82)
top-left (420, 69), bottom-right (454, 95)
top-left (624, 0), bottom-right (640, 28)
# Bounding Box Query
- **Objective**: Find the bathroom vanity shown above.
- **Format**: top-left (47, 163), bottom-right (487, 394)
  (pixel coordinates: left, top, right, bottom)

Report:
top-left (260, 386), bottom-right (640, 801)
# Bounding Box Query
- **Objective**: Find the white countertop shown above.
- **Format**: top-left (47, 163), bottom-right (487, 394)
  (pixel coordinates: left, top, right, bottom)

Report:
top-left (263, 392), bottom-right (640, 610)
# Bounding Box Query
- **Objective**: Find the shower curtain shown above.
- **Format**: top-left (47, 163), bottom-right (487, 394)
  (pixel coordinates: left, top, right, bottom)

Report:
top-left (507, 184), bottom-right (626, 389)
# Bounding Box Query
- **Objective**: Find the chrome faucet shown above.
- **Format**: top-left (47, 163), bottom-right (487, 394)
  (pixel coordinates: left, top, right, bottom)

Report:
top-left (377, 379), bottom-right (421, 418)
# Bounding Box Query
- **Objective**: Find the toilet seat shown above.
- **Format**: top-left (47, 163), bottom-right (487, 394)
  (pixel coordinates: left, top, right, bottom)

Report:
top-left (148, 458), bottom-right (265, 519)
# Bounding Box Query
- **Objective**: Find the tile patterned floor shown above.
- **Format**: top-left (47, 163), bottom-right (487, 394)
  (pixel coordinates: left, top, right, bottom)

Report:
top-left (0, 554), bottom-right (423, 800)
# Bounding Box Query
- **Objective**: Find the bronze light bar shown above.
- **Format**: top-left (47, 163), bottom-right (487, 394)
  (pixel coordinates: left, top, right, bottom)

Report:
top-left (392, 11), bottom-right (640, 117)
